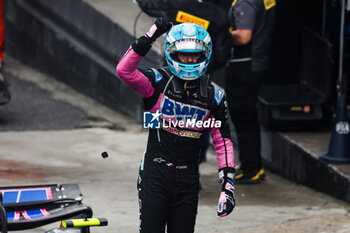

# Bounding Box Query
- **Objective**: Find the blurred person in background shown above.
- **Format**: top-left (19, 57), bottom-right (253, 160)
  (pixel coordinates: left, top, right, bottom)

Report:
top-left (225, 0), bottom-right (276, 184)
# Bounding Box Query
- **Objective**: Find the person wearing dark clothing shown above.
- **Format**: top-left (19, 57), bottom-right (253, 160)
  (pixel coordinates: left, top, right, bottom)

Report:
top-left (225, 0), bottom-right (276, 184)
top-left (117, 19), bottom-right (235, 232)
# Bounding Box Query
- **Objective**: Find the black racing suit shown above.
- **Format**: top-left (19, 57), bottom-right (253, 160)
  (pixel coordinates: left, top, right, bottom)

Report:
top-left (116, 41), bottom-right (234, 233)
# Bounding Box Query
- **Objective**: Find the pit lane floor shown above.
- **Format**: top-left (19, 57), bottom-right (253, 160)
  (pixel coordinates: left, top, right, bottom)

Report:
top-left (0, 57), bottom-right (350, 233)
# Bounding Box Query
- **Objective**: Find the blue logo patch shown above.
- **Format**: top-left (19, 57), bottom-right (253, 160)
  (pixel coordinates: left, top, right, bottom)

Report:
top-left (143, 111), bottom-right (161, 129)
top-left (151, 68), bottom-right (163, 83)
top-left (213, 85), bottom-right (225, 105)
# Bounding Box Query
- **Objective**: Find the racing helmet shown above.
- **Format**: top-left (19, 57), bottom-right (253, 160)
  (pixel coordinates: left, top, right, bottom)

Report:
top-left (164, 23), bottom-right (212, 80)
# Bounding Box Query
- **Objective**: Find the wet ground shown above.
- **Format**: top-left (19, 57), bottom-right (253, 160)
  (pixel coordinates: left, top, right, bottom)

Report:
top-left (0, 57), bottom-right (349, 233)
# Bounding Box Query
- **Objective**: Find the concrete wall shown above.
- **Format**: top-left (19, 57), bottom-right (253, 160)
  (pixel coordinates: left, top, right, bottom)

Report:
top-left (4, 0), bottom-right (160, 122)
top-left (261, 127), bottom-right (350, 202)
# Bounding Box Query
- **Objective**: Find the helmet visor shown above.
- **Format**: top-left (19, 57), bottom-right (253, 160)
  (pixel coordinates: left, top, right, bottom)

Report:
top-left (166, 38), bottom-right (211, 57)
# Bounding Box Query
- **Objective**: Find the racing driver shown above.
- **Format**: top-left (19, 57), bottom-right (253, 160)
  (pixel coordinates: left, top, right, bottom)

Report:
top-left (116, 18), bottom-right (235, 233)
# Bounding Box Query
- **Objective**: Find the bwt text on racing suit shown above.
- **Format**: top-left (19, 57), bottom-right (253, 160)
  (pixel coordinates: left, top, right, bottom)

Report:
top-left (116, 18), bottom-right (235, 233)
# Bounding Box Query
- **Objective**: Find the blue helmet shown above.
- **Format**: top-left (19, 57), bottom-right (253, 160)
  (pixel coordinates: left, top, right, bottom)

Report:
top-left (164, 23), bottom-right (212, 81)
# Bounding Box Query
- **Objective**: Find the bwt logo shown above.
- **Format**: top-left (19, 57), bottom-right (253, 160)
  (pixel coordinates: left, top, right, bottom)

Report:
top-left (161, 98), bottom-right (208, 121)
top-left (143, 111), bottom-right (161, 129)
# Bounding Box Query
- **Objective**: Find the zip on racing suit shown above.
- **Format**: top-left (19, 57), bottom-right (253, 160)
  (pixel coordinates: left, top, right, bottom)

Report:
top-left (116, 18), bottom-right (235, 233)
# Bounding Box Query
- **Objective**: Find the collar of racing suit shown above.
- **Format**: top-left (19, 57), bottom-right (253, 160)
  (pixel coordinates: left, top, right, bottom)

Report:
top-left (159, 67), bottom-right (210, 99)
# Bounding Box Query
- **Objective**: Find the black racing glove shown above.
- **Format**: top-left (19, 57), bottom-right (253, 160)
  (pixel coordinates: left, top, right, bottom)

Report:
top-left (217, 167), bottom-right (236, 217)
top-left (146, 17), bottom-right (172, 41)
top-left (132, 17), bottom-right (172, 56)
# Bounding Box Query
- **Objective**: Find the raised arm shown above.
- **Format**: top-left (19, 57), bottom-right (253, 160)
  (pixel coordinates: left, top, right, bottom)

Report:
top-left (116, 47), bottom-right (154, 98)
top-left (116, 18), bottom-right (172, 98)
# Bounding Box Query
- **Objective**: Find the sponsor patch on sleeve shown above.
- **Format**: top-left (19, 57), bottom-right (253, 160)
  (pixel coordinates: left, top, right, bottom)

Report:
top-left (213, 84), bottom-right (225, 105)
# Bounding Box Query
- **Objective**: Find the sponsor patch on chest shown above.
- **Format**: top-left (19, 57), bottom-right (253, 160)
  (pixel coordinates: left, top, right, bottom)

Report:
top-left (161, 97), bottom-right (209, 121)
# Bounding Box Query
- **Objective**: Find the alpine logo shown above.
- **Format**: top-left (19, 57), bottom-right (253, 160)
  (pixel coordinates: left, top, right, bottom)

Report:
top-left (217, 89), bottom-right (224, 100)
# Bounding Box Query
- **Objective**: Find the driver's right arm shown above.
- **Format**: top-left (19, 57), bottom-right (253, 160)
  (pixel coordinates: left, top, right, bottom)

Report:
top-left (116, 46), bottom-right (154, 98)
